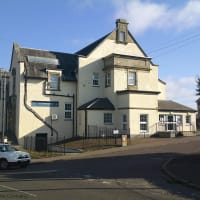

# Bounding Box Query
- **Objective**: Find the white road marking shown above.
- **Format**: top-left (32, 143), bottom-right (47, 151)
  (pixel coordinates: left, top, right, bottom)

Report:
top-left (2, 169), bottom-right (57, 175)
top-left (0, 184), bottom-right (37, 198)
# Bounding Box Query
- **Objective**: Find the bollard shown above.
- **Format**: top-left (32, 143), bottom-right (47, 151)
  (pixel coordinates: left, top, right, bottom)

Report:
top-left (121, 134), bottom-right (128, 147)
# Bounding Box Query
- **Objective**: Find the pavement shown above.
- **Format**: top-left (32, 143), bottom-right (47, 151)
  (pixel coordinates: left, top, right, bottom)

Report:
top-left (31, 136), bottom-right (200, 191)
top-left (162, 153), bottom-right (200, 190)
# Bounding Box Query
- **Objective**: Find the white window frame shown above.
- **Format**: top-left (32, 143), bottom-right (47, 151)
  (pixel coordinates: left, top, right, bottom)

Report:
top-left (176, 115), bottom-right (183, 125)
top-left (104, 113), bottom-right (112, 124)
top-left (64, 103), bottom-right (72, 120)
top-left (186, 115), bottom-right (191, 124)
top-left (47, 71), bottom-right (61, 91)
top-left (122, 114), bottom-right (127, 130)
top-left (105, 72), bottom-right (111, 87)
top-left (140, 114), bottom-right (148, 132)
top-left (128, 71), bottom-right (136, 86)
top-left (92, 72), bottom-right (99, 87)
top-left (119, 31), bottom-right (125, 42)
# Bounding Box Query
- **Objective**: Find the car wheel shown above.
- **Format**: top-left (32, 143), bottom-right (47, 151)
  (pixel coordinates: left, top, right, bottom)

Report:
top-left (0, 159), bottom-right (8, 170)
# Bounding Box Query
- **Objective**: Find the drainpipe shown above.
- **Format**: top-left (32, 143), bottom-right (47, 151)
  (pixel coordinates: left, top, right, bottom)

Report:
top-left (23, 69), bottom-right (59, 140)
top-left (43, 80), bottom-right (75, 138)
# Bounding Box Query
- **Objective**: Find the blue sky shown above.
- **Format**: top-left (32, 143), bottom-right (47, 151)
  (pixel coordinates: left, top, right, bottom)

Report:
top-left (0, 0), bottom-right (199, 109)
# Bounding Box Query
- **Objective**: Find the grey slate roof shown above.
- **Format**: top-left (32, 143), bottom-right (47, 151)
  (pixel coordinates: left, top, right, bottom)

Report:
top-left (158, 100), bottom-right (196, 112)
top-left (75, 33), bottom-right (110, 57)
top-left (14, 43), bottom-right (78, 81)
top-left (78, 98), bottom-right (115, 110)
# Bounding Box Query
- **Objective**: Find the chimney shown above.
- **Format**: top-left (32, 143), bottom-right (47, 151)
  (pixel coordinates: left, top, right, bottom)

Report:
top-left (115, 19), bottom-right (128, 44)
top-left (116, 18), bottom-right (128, 29)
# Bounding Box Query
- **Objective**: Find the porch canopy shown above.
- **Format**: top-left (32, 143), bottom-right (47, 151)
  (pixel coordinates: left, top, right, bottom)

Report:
top-left (78, 98), bottom-right (115, 110)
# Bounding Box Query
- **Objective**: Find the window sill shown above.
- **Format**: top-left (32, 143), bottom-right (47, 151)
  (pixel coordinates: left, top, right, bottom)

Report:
top-left (186, 123), bottom-right (191, 126)
top-left (104, 123), bottom-right (113, 125)
top-left (47, 89), bottom-right (61, 91)
top-left (116, 41), bottom-right (128, 45)
top-left (127, 85), bottom-right (137, 90)
top-left (92, 85), bottom-right (100, 87)
top-left (64, 119), bottom-right (73, 121)
top-left (140, 130), bottom-right (148, 133)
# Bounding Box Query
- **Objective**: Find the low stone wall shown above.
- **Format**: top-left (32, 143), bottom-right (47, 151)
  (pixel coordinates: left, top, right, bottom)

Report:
top-left (182, 131), bottom-right (197, 137)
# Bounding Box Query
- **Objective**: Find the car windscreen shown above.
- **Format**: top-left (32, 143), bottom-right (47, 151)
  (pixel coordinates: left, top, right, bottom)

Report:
top-left (0, 145), bottom-right (16, 152)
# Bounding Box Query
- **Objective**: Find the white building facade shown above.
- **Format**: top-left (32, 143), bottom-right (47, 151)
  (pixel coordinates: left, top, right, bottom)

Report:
top-left (7, 19), bottom-right (196, 147)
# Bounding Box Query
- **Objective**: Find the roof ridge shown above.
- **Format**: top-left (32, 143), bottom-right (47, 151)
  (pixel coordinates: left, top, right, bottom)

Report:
top-left (75, 33), bottom-right (111, 57)
top-left (20, 46), bottom-right (75, 56)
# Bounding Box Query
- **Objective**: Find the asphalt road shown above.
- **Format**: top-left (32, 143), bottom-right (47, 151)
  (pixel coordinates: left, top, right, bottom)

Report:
top-left (1, 137), bottom-right (200, 200)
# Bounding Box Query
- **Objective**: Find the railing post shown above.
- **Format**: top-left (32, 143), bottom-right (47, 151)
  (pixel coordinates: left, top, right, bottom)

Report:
top-left (64, 136), bottom-right (66, 155)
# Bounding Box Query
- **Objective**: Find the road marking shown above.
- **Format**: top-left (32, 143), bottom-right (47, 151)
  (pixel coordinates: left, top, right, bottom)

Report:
top-left (0, 184), bottom-right (37, 198)
top-left (0, 177), bottom-right (95, 182)
top-left (2, 169), bottom-right (57, 175)
top-left (83, 174), bottom-right (93, 179)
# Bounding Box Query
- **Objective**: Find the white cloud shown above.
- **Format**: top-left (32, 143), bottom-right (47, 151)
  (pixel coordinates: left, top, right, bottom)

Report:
top-left (165, 76), bottom-right (197, 109)
top-left (114, 0), bottom-right (200, 35)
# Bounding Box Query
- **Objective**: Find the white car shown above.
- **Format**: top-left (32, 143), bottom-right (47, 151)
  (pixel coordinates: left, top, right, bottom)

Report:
top-left (0, 143), bottom-right (31, 169)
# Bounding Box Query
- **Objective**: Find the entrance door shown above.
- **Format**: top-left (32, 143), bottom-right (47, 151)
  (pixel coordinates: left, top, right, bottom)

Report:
top-left (167, 115), bottom-right (175, 131)
top-left (35, 133), bottom-right (47, 151)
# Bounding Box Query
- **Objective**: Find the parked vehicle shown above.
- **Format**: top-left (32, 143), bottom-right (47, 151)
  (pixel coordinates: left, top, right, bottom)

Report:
top-left (0, 143), bottom-right (31, 169)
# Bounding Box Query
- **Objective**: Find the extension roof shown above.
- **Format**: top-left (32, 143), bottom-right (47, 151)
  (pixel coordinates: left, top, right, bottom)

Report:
top-left (13, 43), bottom-right (78, 81)
top-left (158, 100), bottom-right (196, 112)
top-left (78, 98), bottom-right (115, 110)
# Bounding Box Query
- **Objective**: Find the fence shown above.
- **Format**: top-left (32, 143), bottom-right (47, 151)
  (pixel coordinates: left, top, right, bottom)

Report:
top-left (23, 126), bottom-right (130, 153)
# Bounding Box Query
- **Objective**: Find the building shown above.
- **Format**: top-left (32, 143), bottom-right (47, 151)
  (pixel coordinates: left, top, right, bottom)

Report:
top-left (7, 19), bottom-right (196, 146)
top-left (0, 68), bottom-right (9, 142)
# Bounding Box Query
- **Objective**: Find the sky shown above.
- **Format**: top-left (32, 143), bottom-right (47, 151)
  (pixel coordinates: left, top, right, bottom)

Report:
top-left (0, 0), bottom-right (199, 109)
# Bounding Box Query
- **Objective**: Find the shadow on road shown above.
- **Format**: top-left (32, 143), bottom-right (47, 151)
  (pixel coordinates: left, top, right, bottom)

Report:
top-left (2, 152), bottom-right (200, 200)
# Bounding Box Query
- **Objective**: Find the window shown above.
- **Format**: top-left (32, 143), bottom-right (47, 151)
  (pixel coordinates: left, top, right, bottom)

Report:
top-left (92, 72), bottom-right (99, 86)
top-left (31, 101), bottom-right (59, 107)
top-left (105, 72), bottom-right (111, 87)
top-left (159, 115), bottom-right (165, 123)
top-left (140, 114), bottom-right (148, 132)
top-left (159, 114), bottom-right (183, 125)
top-left (48, 73), bottom-right (60, 90)
top-left (176, 115), bottom-right (183, 125)
top-left (65, 103), bottom-right (72, 119)
top-left (27, 55), bottom-right (59, 65)
top-left (122, 114), bottom-right (127, 130)
top-left (186, 115), bottom-right (191, 124)
top-left (128, 71), bottom-right (136, 86)
top-left (119, 31), bottom-right (126, 42)
top-left (104, 113), bottom-right (112, 124)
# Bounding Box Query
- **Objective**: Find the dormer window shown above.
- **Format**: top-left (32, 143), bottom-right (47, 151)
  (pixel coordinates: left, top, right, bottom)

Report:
top-left (119, 31), bottom-right (126, 42)
top-left (116, 19), bottom-right (128, 44)
top-left (47, 70), bottom-right (61, 90)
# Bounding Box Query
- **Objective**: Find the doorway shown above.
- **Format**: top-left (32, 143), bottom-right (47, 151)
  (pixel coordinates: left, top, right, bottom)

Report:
top-left (35, 133), bottom-right (47, 151)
